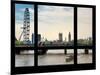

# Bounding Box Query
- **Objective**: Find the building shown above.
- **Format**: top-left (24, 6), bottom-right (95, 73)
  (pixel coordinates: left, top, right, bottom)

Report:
top-left (38, 34), bottom-right (41, 42)
top-left (59, 33), bottom-right (63, 42)
top-left (68, 32), bottom-right (71, 42)
top-left (31, 33), bottom-right (41, 44)
top-left (32, 33), bottom-right (34, 44)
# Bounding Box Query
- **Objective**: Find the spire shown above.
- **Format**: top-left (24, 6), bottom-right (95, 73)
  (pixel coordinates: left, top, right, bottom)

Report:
top-left (68, 32), bottom-right (71, 42)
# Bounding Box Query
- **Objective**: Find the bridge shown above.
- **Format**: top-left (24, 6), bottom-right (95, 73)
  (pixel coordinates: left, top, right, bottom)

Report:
top-left (15, 44), bottom-right (90, 55)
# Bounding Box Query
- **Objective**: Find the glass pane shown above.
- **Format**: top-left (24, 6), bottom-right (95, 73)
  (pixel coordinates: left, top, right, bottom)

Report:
top-left (15, 4), bottom-right (34, 47)
top-left (38, 49), bottom-right (74, 66)
top-left (15, 4), bottom-right (35, 67)
top-left (38, 5), bottom-right (74, 47)
top-left (38, 5), bottom-right (74, 66)
top-left (77, 8), bottom-right (92, 46)
top-left (15, 50), bottom-right (34, 67)
top-left (77, 49), bottom-right (92, 64)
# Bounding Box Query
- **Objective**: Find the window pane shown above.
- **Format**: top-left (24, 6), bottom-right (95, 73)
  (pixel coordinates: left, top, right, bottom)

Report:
top-left (77, 8), bottom-right (92, 46)
top-left (77, 49), bottom-right (92, 64)
top-left (15, 4), bottom-right (35, 67)
top-left (15, 50), bottom-right (34, 67)
top-left (38, 49), bottom-right (74, 66)
top-left (15, 4), bottom-right (34, 47)
top-left (38, 5), bottom-right (74, 66)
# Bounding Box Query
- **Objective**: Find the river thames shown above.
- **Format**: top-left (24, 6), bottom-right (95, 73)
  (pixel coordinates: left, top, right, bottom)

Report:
top-left (15, 49), bottom-right (92, 67)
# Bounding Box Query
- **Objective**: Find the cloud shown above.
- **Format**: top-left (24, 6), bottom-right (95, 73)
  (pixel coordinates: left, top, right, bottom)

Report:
top-left (78, 8), bottom-right (92, 25)
top-left (78, 8), bottom-right (92, 39)
top-left (38, 5), bottom-right (73, 12)
top-left (15, 23), bottom-right (23, 40)
top-left (38, 6), bottom-right (74, 41)
top-left (38, 6), bottom-right (73, 25)
top-left (19, 8), bottom-right (34, 14)
top-left (16, 7), bottom-right (34, 21)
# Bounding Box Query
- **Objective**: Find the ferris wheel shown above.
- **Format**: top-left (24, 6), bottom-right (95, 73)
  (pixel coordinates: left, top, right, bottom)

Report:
top-left (18, 8), bottom-right (30, 44)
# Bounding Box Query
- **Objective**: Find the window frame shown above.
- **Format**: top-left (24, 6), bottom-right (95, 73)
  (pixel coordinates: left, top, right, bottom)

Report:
top-left (11, 1), bottom-right (96, 74)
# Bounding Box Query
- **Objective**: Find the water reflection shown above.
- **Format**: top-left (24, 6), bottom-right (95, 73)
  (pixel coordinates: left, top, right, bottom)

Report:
top-left (38, 49), bottom-right (74, 65)
top-left (77, 49), bottom-right (92, 64)
top-left (15, 50), bottom-right (34, 67)
top-left (15, 49), bottom-right (92, 67)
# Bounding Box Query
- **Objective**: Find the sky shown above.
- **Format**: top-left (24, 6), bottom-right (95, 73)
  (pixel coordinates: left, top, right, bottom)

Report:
top-left (78, 8), bottom-right (92, 39)
top-left (38, 5), bottom-right (74, 41)
top-left (15, 4), bottom-right (92, 41)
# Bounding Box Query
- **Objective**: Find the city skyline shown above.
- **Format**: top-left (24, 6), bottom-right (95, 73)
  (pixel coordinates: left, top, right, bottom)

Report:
top-left (31, 32), bottom-right (72, 42)
top-left (15, 4), bottom-right (92, 42)
top-left (38, 5), bottom-right (74, 41)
